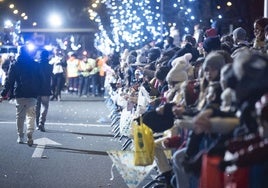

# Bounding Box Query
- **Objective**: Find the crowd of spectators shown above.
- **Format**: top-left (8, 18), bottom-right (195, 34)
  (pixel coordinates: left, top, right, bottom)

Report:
top-left (104, 18), bottom-right (268, 188)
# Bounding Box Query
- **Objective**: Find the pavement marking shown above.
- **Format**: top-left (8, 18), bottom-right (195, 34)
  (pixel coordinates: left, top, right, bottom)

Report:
top-left (32, 137), bottom-right (61, 158)
top-left (0, 121), bottom-right (110, 127)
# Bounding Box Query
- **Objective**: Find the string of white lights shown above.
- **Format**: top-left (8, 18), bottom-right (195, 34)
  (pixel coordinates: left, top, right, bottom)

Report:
top-left (88, 0), bottom-right (201, 54)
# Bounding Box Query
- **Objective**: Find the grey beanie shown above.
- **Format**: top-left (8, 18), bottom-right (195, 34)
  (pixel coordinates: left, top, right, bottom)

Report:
top-left (203, 51), bottom-right (225, 71)
top-left (233, 27), bottom-right (247, 41)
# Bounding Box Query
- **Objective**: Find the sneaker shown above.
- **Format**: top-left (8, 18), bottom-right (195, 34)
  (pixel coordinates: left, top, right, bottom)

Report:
top-left (17, 137), bottom-right (24, 144)
top-left (27, 133), bottom-right (33, 147)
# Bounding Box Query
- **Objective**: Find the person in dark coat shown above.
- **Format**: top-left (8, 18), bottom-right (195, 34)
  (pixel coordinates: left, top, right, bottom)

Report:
top-left (2, 55), bottom-right (16, 76)
top-left (0, 46), bottom-right (42, 146)
top-left (164, 36), bottom-right (176, 51)
top-left (36, 50), bottom-right (53, 132)
top-left (167, 34), bottom-right (200, 68)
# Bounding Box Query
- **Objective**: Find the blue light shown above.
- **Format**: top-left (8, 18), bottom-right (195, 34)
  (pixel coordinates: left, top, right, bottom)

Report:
top-left (44, 45), bottom-right (53, 51)
top-left (26, 43), bottom-right (35, 52)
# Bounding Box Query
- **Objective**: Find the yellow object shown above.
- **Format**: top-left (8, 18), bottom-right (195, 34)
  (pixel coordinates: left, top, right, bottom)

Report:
top-left (133, 119), bottom-right (155, 166)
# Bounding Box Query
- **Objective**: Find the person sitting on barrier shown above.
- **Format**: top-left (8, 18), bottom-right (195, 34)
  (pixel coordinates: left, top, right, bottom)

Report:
top-left (170, 51), bottom-right (228, 188)
top-left (141, 54), bottom-right (196, 186)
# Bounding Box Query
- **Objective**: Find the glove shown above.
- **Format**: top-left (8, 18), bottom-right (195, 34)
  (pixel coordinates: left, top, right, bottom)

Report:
top-left (163, 135), bottom-right (181, 148)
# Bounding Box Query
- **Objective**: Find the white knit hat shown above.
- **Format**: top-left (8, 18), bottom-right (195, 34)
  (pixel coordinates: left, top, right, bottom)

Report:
top-left (171, 53), bottom-right (192, 68)
top-left (166, 53), bottom-right (192, 83)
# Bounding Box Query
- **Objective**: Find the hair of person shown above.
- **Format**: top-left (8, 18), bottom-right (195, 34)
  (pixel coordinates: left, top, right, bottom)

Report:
top-left (183, 34), bottom-right (196, 46)
top-left (166, 36), bottom-right (174, 44)
top-left (254, 17), bottom-right (268, 30)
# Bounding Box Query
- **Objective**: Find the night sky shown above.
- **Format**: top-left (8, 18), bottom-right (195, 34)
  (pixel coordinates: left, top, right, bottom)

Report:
top-left (1, 0), bottom-right (93, 28)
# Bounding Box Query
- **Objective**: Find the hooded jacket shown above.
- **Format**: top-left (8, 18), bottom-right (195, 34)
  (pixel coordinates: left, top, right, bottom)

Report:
top-left (1, 52), bottom-right (42, 98)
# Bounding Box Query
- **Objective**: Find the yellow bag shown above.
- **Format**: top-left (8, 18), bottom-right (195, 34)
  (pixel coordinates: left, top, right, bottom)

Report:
top-left (133, 118), bottom-right (155, 166)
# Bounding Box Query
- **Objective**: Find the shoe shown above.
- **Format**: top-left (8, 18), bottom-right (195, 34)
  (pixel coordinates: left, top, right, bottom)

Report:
top-left (17, 137), bottom-right (24, 144)
top-left (27, 133), bottom-right (33, 147)
top-left (37, 125), bottom-right (45, 132)
top-left (156, 170), bottom-right (173, 186)
top-left (39, 126), bottom-right (45, 132)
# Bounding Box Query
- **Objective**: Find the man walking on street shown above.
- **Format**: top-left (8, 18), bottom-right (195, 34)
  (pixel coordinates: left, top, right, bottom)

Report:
top-left (36, 50), bottom-right (53, 132)
top-left (0, 46), bottom-right (41, 146)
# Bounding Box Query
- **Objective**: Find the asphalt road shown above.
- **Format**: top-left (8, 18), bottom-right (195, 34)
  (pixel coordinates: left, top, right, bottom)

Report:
top-left (0, 94), bottom-right (132, 188)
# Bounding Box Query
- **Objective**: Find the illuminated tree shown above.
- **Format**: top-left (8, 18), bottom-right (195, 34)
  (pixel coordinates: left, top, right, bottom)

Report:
top-left (88, 0), bottom-right (199, 54)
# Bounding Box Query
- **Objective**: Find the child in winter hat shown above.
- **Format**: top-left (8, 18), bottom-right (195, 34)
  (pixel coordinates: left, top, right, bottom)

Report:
top-left (165, 53), bottom-right (193, 103)
top-left (166, 53), bottom-right (193, 84)
top-left (202, 51), bottom-right (225, 75)
top-left (232, 27), bottom-right (247, 42)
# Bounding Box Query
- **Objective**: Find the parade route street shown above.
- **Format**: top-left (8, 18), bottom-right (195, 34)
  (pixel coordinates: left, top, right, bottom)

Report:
top-left (0, 95), bottom-right (129, 188)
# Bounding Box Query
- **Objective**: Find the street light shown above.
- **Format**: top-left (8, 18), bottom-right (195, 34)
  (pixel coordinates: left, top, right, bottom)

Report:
top-left (9, 4), bottom-right (15, 9)
top-left (4, 20), bottom-right (13, 28)
top-left (48, 13), bottom-right (62, 27)
top-left (13, 9), bottom-right (19, 15)
top-left (226, 1), bottom-right (232, 7)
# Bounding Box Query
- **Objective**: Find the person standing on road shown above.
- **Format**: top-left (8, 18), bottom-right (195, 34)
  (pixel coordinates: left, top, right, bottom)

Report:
top-left (0, 46), bottom-right (42, 146)
top-left (66, 53), bottom-right (80, 94)
top-left (49, 49), bottom-right (66, 101)
top-left (36, 50), bottom-right (53, 132)
top-left (78, 55), bottom-right (93, 97)
top-left (87, 54), bottom-right (98, 96)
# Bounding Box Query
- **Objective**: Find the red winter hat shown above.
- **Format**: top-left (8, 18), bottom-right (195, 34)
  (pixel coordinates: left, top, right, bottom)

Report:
top-left (205, 28), bottom-right (217, 37)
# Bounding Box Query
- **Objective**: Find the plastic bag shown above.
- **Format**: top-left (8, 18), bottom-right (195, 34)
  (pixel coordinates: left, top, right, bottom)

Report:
top-left (133, 119), bottom-right (155, 166)
top-left (119, 108), bottom-right (134, 137)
